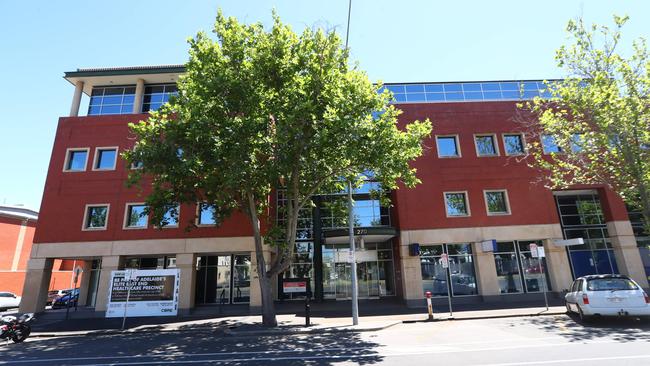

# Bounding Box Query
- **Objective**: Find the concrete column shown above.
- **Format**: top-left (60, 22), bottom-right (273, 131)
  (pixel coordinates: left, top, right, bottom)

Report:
top-left (133, 78), bottom-right (145, 114)
top-left (94, 256), bottom-right (123, 312)
top-left (399, 244), bottom-right (425, 306)
top-left (472, 242), bottom-right (500, 298)
top-left (543, 239), bottom-right (574, 292)
top-left (19, 258), bottom-right (54, 313)
top-left (76, 260), bottom-right (94, 306)
top-left (608, 221), bottom-right (650, 288)
top-left (69, 80), bottom-right (84, 117)
top-left (176, 253), bottom-right (197, 314)
top-left (249, 250), bottom-right (272, 314)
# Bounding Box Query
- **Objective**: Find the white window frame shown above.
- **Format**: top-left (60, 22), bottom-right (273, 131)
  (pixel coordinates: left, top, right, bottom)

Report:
top-left (196, 202), bottom-right (217, 227)
top-left (473, 134), bottom-right (500, 157)
top-left (123, 202), bottom-right (149, 230)
top-left (443, 191), bottom-right (471, 217)
top-left (436, 135), bottom-right (462, 158)
top-left (63, 148), bottom-right (90, 172)
top-left (82, 204), bottom-right (110, 231)
top-left (483, 189), bottom-right (511, 216)
top-left (502, 133), bottom-right (527, 156)
top-left (92, 146), bottom-right (119, 171)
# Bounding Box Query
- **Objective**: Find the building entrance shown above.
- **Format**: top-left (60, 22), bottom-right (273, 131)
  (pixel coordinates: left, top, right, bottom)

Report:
top-left (322, 242), bottom-right (395, 300)
top-left (195, 254), bottom-right (251, 305)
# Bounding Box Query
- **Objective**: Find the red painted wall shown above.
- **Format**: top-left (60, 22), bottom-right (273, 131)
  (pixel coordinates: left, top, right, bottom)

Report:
top-left (393, 101), bottom-right (627, 230)
top-left (35, 115), bottom-right (253, 244)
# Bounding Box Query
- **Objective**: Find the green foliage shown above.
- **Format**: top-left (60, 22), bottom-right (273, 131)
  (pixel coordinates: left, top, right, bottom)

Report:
top-left (521, 15), bottom-right (650, 232)
top-left (123, 10), bottom-right (431, 279)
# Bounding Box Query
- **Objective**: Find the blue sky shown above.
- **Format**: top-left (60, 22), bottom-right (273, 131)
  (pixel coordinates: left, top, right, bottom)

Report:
top-left (0, 1), bottom-right (648, 210)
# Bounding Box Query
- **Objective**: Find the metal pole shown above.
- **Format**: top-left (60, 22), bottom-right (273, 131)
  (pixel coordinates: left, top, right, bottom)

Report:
top-left (121, 284), bottom-right (131, 331)
top-left (345, 0), bottom-right (352, 49)
top-left (539, 258), bottom-right (549, 311)
top-left (446, 265), bottom-right (453, 318)
top-left (348, 180), bottom-right (359, 325)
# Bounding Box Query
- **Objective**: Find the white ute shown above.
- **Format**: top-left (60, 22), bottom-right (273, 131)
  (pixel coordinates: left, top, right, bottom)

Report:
top-left (565, 274), bottom-right (650, 321)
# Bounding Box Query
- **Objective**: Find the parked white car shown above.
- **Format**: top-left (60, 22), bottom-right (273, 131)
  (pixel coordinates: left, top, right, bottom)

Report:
top-left (565, 274), bottom-right (650, 321)
top-left (0, 292), bottom-right (21, 311)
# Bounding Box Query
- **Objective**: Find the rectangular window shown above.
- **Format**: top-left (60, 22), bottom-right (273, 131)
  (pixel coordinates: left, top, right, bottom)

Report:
top-left (542, 135), bottom-right (562, 154)
top-left (160, 204), bottom-right (180, 228)
top-left (420, 243), bottom-right (478, 297)
top-left (93, 147), bottom-right (118, 170)
top-left (197, 202), bottom-right (217, 226)
top-left (83, 204), bottom-right (109, 230)
top-left (503, 134), bottom-right (525, 155)
top-left (142, 84), bottom-right (178, 112)
top-left (484, 190), bottom-right (510, 215)
top-left (64, 148), bottom-right (89, 172)
top-left (124, 204), bottom-right (148, 229)
top-left (493, 241), bottom-right (524, 294)
top-left (436, 135), bottom-right (461, 158)
top-left (474, 134), bottom-right (499, 156)
top-left (88, 86), bottom-right (136, 115)
top-left (444, 192), bottom-right (470, 217)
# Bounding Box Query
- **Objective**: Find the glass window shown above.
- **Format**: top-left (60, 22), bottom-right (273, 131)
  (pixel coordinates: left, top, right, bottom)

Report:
top-left (493, 242), bottom-right (523, 294)
top-left (485, 191), bottom-right (510, 215)
top-left (198, 203), bottom-right (217, 225)
top-left (444, 192), bottom-right (469, 216)
top-left (503, 134), bottom-right (525, 155)
top-left (142, 84), bottom-right (178, 112)
top-left (88, 86), bottom-right (135, 115)
top-left (542, 135), bottom-right (562, 154)
top-left (85, 205), bottom-right (108, 229)
top-left (94, 148), bottom-right (117, 170)
top-left (436, 136), bottom-right (460, 157)
top-left (475, 135), bottom-right (498, 156)
top-left (65, 150), bottom-right (88, 171)
top-left (125, 204), bottom-right (147, 228)
top-left (160, 204), bottom-right (179, 227)
top-left (421, 243), bottom-right (478, 297)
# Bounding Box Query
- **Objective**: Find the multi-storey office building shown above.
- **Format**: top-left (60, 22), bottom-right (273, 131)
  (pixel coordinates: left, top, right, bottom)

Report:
top-left (20, 65), bottom-right (650, 314)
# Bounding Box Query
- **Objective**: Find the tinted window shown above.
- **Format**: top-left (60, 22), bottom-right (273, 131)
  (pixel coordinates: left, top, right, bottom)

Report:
top-left (126, 205), bottom-right (147, 228)
top-left (504, 134), bottom-right (525, 155)
top-left (437, 136), bottom-right (460, 157)
top-left (95, 149), bottom-right (117, 170)
top-left (485, 191), bottom-right (509, 214)
top-left (475, 135), bottom-right (497, 156)
top-left (445, 193), bottom-right (469, 216)
top-left (587, 278), bottom-right (637, 291)
top-left (66, 150), bottom-right (88, 171)
top-left (86, 206), bottom-right (108, 229)
top-left (198, 203), bottom-right (217, 225)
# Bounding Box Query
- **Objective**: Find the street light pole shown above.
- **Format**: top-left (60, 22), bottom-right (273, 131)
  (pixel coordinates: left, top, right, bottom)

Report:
top-left (348, 180), bottom-right (359, 325)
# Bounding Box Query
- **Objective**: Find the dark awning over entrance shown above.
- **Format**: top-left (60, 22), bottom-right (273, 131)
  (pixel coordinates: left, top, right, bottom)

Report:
top-left (323, 226), bottom-right (397, 244)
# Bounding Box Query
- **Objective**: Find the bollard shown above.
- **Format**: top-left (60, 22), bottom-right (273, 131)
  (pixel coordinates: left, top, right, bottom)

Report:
top-left (305, 295), bottom-right (311, 327)
top-left (425, 291), bottom-right (434, 321)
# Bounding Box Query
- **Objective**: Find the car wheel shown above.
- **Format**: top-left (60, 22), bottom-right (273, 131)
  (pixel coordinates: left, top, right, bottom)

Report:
top-left (577, 306), bottom-right (590, 323)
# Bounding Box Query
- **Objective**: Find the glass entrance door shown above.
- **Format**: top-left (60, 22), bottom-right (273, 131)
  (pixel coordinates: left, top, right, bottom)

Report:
top-left (196, 254), bottom-right (251, 305)
top-left (323, 242), bottom-right (394, 300)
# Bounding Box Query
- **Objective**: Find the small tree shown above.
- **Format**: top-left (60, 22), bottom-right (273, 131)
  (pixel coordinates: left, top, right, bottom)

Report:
top-left (124, 11), bottom-right (431, 326)
top-left (521, 15), bottom-right (650, 233)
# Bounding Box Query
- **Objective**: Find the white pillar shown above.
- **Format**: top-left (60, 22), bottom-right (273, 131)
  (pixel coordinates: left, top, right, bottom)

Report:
top-left (69, 80), bottom-right (84, 117)
top-left (133, 78), bottom-right (145, 114)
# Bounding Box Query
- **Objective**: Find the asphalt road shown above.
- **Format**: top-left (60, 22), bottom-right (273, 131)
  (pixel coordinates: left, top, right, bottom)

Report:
top-left (1, 314), bottom-right (649, 366)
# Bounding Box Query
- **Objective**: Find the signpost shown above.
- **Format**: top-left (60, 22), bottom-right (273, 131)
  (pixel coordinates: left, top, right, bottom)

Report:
top-left (66, 265), bottom-right (84, 319)
top-left (121, 269), bottom-right (137, 330)
top-left (440, 254), bottom-right (453, 318)
top-left (530, 243), bottom-right (549, 310)
top-left (347, 180), bottom-right (359, 326)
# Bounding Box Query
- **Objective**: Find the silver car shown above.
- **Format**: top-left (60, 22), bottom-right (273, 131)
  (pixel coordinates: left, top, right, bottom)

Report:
top-left (0, 292), bottom-right (21, 311)
top-left (565, 274), bottom-right (650, 321)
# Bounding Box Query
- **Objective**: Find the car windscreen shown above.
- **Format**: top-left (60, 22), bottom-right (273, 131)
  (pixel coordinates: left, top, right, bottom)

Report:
top-left (586, 278), bottom-right (638, 291)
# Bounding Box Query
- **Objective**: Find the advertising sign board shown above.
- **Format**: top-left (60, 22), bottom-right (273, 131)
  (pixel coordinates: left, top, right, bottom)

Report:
top-left (105, 268), bottom-right (180, 318)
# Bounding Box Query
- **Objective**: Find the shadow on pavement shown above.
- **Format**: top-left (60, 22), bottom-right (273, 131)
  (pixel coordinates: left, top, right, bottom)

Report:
top-left (506, 313), bottom-right (650, 343)
top-left (1, 324), bottom-right (383, 365)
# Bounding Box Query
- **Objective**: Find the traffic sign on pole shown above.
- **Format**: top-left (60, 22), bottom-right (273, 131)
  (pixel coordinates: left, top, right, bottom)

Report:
top-left (440, 253), bottom-right (449, 268)
top-left (529, 243), bottom-right (539, 258)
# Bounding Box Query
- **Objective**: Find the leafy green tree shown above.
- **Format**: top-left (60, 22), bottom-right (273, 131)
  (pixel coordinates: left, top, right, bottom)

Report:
top-left (521, 15), bottom-right (650, 233)
top-left (124, 11), bottom-right (431, 326)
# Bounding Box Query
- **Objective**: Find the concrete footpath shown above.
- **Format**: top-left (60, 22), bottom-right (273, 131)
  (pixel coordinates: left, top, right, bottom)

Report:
top-left (29, 305), bottom-right (566, 338)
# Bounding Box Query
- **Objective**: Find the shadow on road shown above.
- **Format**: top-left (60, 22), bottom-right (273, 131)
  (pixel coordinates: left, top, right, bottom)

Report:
top-left (1, 323), bottom-right (383, 365)
top-left (507, 313), bottom-right (650, 343)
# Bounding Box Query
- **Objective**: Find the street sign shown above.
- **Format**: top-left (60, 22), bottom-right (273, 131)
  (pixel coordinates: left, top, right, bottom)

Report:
top-left (552, 238), bottom-right (584, 247)
top-left (479, 239), bottom-right (496, 252)
top-left (440, 253), bottom-right (449, 268)
top-left (537, 247), bottom-right (546, 258)
top-left (124, 268), bottom-right (137, 282)
top-left (529, 243), bottom-right (539, 258)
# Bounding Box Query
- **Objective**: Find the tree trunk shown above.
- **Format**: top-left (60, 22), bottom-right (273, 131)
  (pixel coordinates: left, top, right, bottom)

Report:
top-left (246, 192), bottom-right (278, 327)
